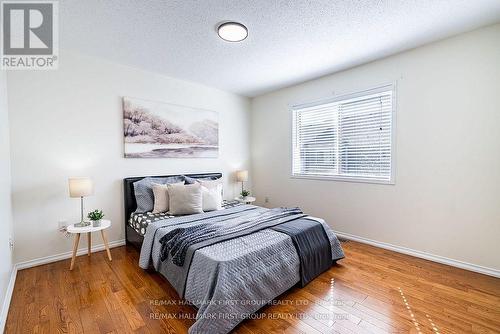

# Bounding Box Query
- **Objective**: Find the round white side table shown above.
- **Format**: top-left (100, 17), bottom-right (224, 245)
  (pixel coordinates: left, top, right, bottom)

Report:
top-left (234, 196), bottom-right (256, 204)
top-left (67, 219), bottom-right (112, 270)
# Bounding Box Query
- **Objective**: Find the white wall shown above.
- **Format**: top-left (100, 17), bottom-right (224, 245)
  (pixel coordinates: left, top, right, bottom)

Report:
top-left (7, 51), bottom-right (251, 263)
top-left (251, 24), bottom-right (500, 271)
top-left (0, 71), bottom-right (14, 328)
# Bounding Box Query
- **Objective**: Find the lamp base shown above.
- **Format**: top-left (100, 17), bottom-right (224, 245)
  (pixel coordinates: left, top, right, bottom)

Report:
top-left (75, 196), bottom-right (90, 228)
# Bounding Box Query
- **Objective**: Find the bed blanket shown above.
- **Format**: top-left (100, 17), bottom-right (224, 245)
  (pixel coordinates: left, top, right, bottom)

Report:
top-left (139, 205), bottom-right (344, 334)
top-left (272, 217), bottom-right (334, 286)
top-left (159, 207), bottom-right (304, 266)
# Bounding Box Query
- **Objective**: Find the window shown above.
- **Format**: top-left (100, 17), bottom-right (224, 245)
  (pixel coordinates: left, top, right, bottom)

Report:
top-left (292, 85), bottom-right (395, 183)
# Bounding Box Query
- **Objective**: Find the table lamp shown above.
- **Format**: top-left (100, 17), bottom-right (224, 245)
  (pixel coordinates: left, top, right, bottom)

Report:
top-left (235, 170), bottom-right (248, 194)
top-left (69, 177), bottom-right (94, 227)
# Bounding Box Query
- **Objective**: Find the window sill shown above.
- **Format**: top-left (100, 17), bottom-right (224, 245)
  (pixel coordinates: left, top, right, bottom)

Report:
top-left (290, 174), bottom-right (395, 185)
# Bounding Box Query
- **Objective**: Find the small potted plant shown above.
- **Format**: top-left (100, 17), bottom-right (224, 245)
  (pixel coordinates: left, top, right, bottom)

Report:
top-left (88, 209), bottom-right (105, 227)
top-left (240, 189), bottom-right (250, 200)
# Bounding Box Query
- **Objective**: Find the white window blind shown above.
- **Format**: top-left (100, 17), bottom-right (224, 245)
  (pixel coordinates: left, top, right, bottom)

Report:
top-left (292, 85), bottom-right (394, 183)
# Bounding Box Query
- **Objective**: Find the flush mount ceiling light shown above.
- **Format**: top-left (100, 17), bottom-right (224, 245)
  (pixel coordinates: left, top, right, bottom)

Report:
top-left (217, 22), bottom-right (248, 42)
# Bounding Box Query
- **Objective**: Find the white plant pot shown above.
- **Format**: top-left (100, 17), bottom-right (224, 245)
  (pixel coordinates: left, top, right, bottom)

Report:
top-left (92, 220), bottom-right (101, 227)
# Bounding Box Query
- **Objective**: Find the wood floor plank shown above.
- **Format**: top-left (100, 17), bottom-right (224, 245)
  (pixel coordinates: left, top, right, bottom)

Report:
top-left (5, 241), bottom-right (500, 333)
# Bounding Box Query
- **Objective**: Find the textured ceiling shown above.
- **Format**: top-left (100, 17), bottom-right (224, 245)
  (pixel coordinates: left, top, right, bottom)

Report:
top-left (60, 0), bottom-right (500, 97)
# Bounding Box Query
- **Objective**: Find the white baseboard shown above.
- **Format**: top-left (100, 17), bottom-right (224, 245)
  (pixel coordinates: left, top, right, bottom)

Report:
top-left (335, 231), bottom-right (500, 278)
top-left (16, 239), bottom-right (126, 270)
top-left (0, 265), bottom-right (17, 333)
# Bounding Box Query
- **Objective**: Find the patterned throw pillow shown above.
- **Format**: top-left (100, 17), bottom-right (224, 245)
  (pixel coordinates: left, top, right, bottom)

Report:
top-left (133, 176), bottom-right (185, 213)
top-left (183, 175), bottom-right (220, 184)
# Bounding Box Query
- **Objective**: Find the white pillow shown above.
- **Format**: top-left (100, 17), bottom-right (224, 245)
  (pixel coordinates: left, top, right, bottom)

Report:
top-left (197, 179), bottom-right (223, 196)
top-left (152, 182), bottom-right (183, 213)
top-left (202, 184), bottom-right (223, 212)
top-left (167, 183), bottom-right (203, 215)
top-left (197, 179), bottom-right (222, 189)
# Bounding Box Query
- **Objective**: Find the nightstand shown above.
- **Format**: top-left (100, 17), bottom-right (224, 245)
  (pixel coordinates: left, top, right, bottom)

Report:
top-left (234, 196), bottom-right (256, 204)
top-left (67, 219), bottom-right (112, 270)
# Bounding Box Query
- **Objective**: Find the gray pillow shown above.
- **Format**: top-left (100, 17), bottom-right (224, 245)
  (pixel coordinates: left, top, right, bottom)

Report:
top-left (183, 175), bottom-right (219, 184)
top-left (134, 176), bottom-right (185, 213)
top-left (168, 183), bottom-right (203, 215)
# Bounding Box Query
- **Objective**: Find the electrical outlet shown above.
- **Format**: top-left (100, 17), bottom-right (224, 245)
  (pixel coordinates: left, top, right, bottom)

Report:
top-left (264, 197), bottom-right (269, 203)
top-left (8, 237), bottom-right (13, 250)
top-left (58, 220), bottom-right (68, 235)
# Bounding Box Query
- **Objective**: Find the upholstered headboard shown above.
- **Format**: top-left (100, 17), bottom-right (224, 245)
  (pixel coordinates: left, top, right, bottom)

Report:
top-left (123, 172), bottom-right (222, 246)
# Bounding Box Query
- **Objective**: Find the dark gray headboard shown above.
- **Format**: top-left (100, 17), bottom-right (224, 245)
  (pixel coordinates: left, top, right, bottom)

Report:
top-left (123, 172), bottom-right (222, 230)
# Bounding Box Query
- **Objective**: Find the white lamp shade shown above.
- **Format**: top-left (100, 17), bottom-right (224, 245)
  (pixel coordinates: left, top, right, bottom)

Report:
top-left (236, 170), bottom-right (248, 182)
top-left (68, 177), bottom-right (94, 197)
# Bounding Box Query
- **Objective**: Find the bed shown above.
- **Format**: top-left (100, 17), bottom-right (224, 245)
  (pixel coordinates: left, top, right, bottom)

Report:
top-left (124, 173), bottom-right (345, 334)
top-left (124, 173), bottom-right (225, 249)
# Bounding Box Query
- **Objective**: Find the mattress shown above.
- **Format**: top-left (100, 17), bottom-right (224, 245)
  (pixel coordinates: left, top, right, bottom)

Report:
top-left (128, 199), bottom-right (243, 236)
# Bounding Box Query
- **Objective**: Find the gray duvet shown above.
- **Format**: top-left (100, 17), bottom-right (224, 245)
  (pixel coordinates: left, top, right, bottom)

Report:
top-left (139, 205), bottom-right (344, 334)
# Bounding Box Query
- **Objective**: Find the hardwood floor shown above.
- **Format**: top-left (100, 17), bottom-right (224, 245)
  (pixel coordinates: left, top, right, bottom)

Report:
top-left (5, 241), bottom-right (500, 333)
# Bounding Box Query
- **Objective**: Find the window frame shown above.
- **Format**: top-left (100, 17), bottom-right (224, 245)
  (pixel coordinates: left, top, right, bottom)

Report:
top-left (290, 83), bottom-right (397, 185)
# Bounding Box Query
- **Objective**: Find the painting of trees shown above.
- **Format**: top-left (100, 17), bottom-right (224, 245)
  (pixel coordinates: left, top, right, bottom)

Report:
top-left (123, 97), bottom-right (219, 158)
